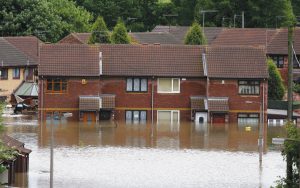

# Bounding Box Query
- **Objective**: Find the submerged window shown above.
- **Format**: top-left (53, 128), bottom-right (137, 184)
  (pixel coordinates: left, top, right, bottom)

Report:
top-left (46, 78), bottom-right (68, 93)
top-left (238, 81), bottom-right (260, 95)
top-left (157, 78), bottom-right (180, 93)
top-left (238, 113), bottom-right (259, 125)
top-left (157, 110), bottom-right (180, 124)
top-left (126, 78), bottom-right (147, 92)
top-left (126, 110), bottom-right (147, 124)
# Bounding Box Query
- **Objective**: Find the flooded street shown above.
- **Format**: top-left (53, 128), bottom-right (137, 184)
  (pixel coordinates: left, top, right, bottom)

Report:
top-left (2, 109), bottom-right (286, 187)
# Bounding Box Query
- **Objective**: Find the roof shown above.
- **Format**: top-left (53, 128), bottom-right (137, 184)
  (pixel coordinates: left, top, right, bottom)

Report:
top-left (79, 96), bottom-right (101, 111)
top-left (1, 134), bottom-right (32, 154)
top-left (59, 33), bottom-right (91, 44)
top-left (206, 45), bottom-right (268, 79)
top-left (190, 96), bottom-right (206, 110)
top-left (39, 44), bottom-right (100, 76)
top-left (0, 38), bottom-right (37, 67)
top-left (208, 97), bottom-right (229, 112)
top-left (267, 28), bottom-right (300, 55)
top-left (100, 44), bottom-right (204, 77)
top-left (129, 32), bottom-right (181, 44)
top-left (152, 25), bottom-right (224, 44)
top-left (14, 82), bottom-right (38, 97)
top-left (4, 36), bottom-right (41, 62)
top-left (211, 28), bottom-right (276, 47)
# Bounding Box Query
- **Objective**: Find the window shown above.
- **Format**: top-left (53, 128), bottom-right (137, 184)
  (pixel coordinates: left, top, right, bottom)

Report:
top-left (24, 68), bottom-right (34, 81)
top-left (238, 81), bottom-right (260, 95)
top-left (293, 55), bottom-right (300, 68)
top-left (271, 55), bottom-right (284, 68)
top-left (126, 110), bottom-right (147, 124)
top-left (13, 68), bottom-right (20, 79)
top-left (157, 78), bottom-right (180, 93)
top-left (126, 78), bottom-right (147, 92)
top-left (0, 68), bottom-right (8, 80)
top-left (157, 110), bottom-right (180, 124)
top-left (238, 113), bottom-right (259, 125)
top-left (46, 78), bottom-right (68, 93)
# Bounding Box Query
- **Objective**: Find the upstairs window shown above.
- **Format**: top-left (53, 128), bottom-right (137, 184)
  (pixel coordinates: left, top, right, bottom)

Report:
top-left (13, 68), bottom-right (20, 79)
top-left (46, 78), bottom-right (68, 93)
top-left (0, 68), bottom-right (8, 80)
top-left (157, 78), bottom-right (180, 93)
top-left (238, 81), bottom-right (260, 95)
top-left (271, 55), bottom-right (284, 68)
top-left (126, 78), bottom-right (147, 92)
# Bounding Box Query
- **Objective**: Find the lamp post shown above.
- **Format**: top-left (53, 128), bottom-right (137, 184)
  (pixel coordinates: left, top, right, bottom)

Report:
top-left (245, 100), bottom-right (263, 166)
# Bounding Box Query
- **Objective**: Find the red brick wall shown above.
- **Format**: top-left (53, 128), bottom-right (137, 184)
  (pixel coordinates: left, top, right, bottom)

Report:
top-left (39, 77), bottom-right (207, 122)
top-left (208, 79), bottom-right (268, 123)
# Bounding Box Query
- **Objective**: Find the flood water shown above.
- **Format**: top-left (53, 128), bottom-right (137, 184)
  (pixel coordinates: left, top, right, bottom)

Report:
top-left (2, 109), bottom-right (287, 188)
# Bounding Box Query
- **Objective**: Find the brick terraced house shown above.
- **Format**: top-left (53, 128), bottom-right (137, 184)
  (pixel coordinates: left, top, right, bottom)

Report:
top-left (38, 44), bottom-right (268, 124)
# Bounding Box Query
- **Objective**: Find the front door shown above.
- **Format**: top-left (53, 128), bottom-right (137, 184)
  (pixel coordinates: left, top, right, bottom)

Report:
top-left (82, 112), bottom-right (96, 122)
top-left (212, 113), bottom-right (225, 124)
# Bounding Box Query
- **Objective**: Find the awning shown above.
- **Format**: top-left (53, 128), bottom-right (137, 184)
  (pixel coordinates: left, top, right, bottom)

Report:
top-left (190, 96), bottom-right (207, 110)
top-left (267, 109), bottom-right (300, 117)
top-left (208, 97), bottom-right (229, 112)
top-left (14, 82), bottom-right (38, 97)
top-left (100, 94), bottom-right (115, 109)
top-left (79, 96), bottom-right (101, 111)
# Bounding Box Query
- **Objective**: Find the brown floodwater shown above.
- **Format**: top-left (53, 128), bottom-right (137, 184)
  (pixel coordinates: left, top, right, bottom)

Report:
top-left (2, 111), bottom-right (287, 188)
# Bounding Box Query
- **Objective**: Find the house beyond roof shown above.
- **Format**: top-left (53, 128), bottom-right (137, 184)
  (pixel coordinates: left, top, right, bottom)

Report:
top-left (206, 45), bottom-right (268, 79)
top-left (211, 28), bottom-right (277, 47)
top-left (129, 32), bottom-right (181, 44)
top-left (152, 25), bottom-right (224, 44)
top-left (58, 33), bottom-right (91, 44)
top-left (0, 37), bottom-right (38, 67)
top-left (267, 28), bottom-right (300, 55)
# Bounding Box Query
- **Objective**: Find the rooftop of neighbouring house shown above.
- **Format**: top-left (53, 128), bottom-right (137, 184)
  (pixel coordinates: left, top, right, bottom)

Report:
top-left (267, 28), bottom-right (300, 55)
top-left (0, 36), bottom-right (41, 67)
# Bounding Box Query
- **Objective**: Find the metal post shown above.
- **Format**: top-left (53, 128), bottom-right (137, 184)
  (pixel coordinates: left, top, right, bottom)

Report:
top-left (234, 14), bottom-right (236, 28)
top-left (50, 123), bottom-right (53, 188)
top-left (242, 11), bottom-right (245, 28)
top-left (151, 77), bottom-right (154, 138)
top-left (259, 103), bottom-right (263, 166)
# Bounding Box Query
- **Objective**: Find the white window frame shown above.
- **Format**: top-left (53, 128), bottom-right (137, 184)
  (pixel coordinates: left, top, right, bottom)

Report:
top-left (157, 110), bottom-right (180, 124)
top-left (157, 78), bottom-right (180, 93)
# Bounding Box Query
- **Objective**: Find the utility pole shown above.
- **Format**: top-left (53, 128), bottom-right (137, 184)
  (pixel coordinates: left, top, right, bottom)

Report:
top-left (287, 26), bottom-right (294, 121)
top-left (200, 10), bottom-right (218, 36)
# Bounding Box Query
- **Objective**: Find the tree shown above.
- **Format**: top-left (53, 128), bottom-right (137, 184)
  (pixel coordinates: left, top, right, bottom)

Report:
top-left (88, 16), bottom-right (111, 44)
top-left (268, 58), bottom-right (285, 100)
top-left (0, 0), bottom-right (92, 42)
top-left (111, 19), bottom-right (131, 44)
top-left (49, 0), bottom-right (93, 37)
top-left (184, 22), bottom-right (206, 45)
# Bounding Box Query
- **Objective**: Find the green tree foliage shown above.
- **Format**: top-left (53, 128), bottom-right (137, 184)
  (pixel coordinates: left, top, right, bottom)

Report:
top-left (274, 122), bottom-right (300, 188)
top-left (0, 0), bottom-right (92, 42)
top-left (268, 59), bottom-right (285, 100)
top-left (88, 16), bottom-right (111, 44)
top-left (184, 22), bottom-right (207, 45)
top-left (111, 19), bottom-right (130, 44)
top-left (49, 0), bottom-right (92, 36)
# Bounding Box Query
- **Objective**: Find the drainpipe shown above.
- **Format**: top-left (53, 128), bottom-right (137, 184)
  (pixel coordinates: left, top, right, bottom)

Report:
top-left (151, 76), bottom-right (154, 138)
top-left (41, 76), bottom-right (44, 122)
